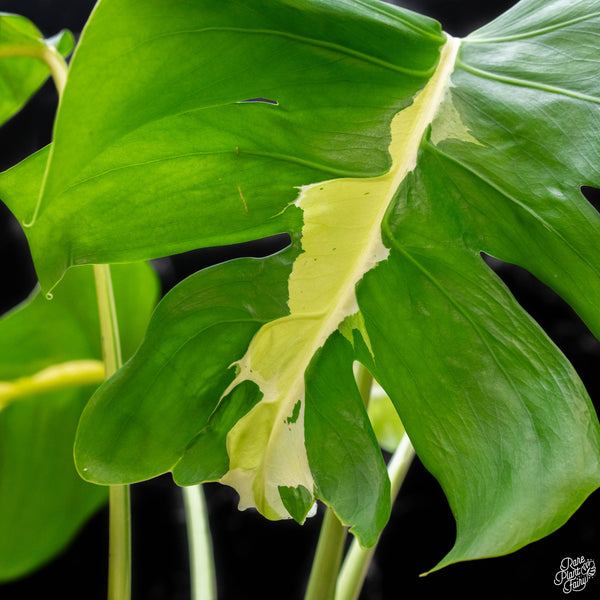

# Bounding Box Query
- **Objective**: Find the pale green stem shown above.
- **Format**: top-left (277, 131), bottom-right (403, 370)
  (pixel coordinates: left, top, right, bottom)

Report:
top-left (41, 44), bottom-right (68, 97)
top-left (108, 485), bottom-right (132, 600)
top-left (12, 39), bottom-right (68, 227)
top-left (304, 507), bottom-right (348, 600)
top-left (0, 360), bottom-right (104, 409)
top-left (355, 364), bottom-right (374, 410)
top-left (182, 485), bottom-right (216, 600)
top-left (0, 42), bottom-right (68, 98)
top-left (304, 364), bottom-right (373, 600)
top-left (335, 434), bottom-right (415, 600)
top-left (93, 264), bottom-right (122, 375)
top-left (94, 264), bottom-right (131, 600)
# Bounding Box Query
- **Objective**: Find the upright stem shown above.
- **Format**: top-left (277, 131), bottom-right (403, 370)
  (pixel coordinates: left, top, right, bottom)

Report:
top-left (355, 365), bottom-right (373, 410)
top-left (108, 485), bottom-right (132, 600)
top-left (94, 264), bottom-right (131, 600)
top-left (94, 264), bottom-right (122, 374)
top-left (304, 508), bottom-right (348, 600)
top-left (182, 485), bottom-right (216, 600)
top-left (335, 435), bottom-right (415, 600)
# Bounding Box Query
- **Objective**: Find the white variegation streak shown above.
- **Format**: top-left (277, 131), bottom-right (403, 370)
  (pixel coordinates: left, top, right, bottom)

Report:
top-left (220, 35), bottom-right (461, 520)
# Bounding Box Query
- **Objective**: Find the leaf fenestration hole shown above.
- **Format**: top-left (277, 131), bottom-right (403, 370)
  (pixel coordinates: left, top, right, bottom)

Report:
top-left (237, 98), bottom-right (278, 105)
top-left (582, 186), bottom-right (600, 215)
top-left (480, 252), bottom-right (600, 363)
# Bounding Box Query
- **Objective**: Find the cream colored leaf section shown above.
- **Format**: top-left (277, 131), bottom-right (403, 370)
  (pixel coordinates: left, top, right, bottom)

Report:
top-left (220, 35), bottom-right (461, 520)
top-left (430, 86), bottom-right (482, 147)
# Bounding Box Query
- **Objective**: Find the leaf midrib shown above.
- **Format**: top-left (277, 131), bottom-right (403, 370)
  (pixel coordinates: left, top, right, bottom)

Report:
top-left (217, 35), bottom-right (461, 517)
top-left (297, 37), bottom-right (462, 353)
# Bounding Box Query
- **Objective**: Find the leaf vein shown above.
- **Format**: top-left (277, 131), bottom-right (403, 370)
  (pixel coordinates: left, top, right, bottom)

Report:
top-left (466, 12), bottom-right (600, 44)
top-left (456, 61), bottom-right (600, 106)
top-left (130, 26), bottom-right (436, 78)
top-left (423, 141), bottom-right (599, 282)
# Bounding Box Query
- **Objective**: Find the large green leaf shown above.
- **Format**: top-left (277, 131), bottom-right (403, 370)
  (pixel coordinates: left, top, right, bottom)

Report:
top-left (0, 262), bottom-right (158, 580)
top-left (75, 249), bottom-right (391, 546)
top-left (6, 0), bottom-right (600, 570)
top-left (0, 13), bottom-right (73, 127)
top-left (2, 0), bottom-right (444, 291)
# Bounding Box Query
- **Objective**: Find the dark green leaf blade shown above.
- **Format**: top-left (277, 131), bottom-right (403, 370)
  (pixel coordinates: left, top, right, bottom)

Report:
top-left (13, 0), bottom-right (444, 289)
top-left (305, 331), bottom-right (390, 547)
top-left (76, 249), bottom-right (392, 546)
top-left (427, 1), bottom-right (600, 338)
top-left (0, 262), bottom-right (158, 580)
top-left (278, 485), bottom-right (314, 526)
top-left (353, 0), bottom-right (600, 568)
top-left (75, 251), bottom-right (294, 484)
top-left (357, 229), bottom-right (600, 569)
top-left (173, 380), bottom-right (263, 485)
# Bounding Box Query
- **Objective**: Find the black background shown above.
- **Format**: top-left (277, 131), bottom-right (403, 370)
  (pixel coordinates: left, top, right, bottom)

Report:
top-left (0, 1), bottom-right (599, 598)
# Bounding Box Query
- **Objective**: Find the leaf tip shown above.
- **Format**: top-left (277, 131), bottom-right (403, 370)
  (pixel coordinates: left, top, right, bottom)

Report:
top-left (278, 484), bottom-right (315, 525)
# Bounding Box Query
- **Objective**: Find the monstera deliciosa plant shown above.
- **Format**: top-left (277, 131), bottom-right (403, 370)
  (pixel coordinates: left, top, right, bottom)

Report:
top-left (0, 0), bottom-right (599, 597)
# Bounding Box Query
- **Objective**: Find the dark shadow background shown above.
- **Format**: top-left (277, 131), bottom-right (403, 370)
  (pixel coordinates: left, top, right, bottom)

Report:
top-left (0, 0), bottom-right (599, 598)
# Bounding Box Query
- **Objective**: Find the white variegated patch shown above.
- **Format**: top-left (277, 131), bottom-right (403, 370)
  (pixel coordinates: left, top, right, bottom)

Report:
top-left (220, 35), bottom-right (462, 520)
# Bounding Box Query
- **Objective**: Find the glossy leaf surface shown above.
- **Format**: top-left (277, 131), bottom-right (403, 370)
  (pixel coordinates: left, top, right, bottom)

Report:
top-left (0, 263), bottom-right (158, 580)
top-left (0, 13), bottom-right (73, 127)
top-left (5, 0), bottom-right (600, 570)
top-left (12, 0), bottom-right (444, 290)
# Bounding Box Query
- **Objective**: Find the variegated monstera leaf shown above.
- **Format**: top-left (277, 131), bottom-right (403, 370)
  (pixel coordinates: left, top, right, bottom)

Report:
top-left (1, 0), bottom-right (600, 570)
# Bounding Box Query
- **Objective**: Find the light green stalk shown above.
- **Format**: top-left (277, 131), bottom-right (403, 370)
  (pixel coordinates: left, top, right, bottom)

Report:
top-left (0, 43), bottom-right (68, 95)
top-left (0, 360), bottom-right (104, 409)
top-left (182, 485), bottom-right (217, 600)
top-left (304, 507), bottom-right (348, 600)
top-left (94, 264), bottom-right (131, 600)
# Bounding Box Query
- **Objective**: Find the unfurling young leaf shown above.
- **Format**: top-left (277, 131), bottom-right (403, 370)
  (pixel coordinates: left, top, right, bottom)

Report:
top-left (1, 0), bottom-right (599, 572)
